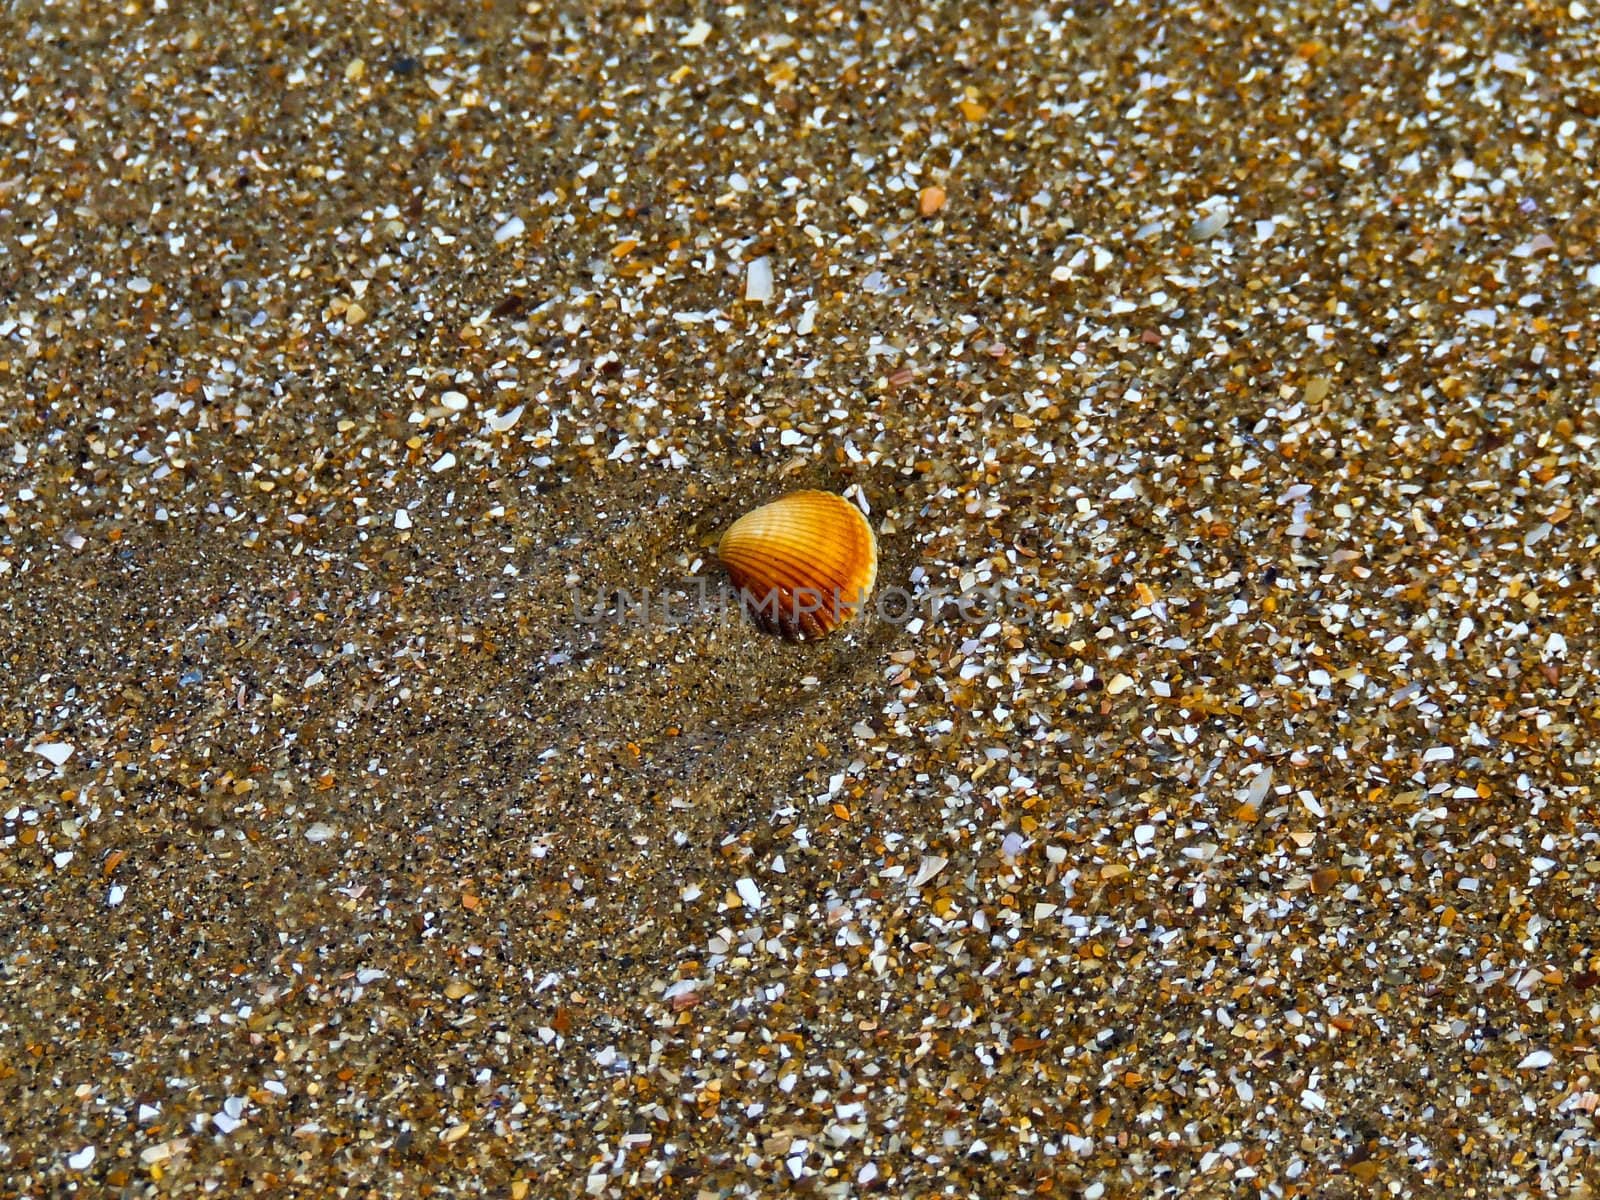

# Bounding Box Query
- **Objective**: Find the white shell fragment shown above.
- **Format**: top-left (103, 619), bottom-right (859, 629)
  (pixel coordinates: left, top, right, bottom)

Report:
top-left (32, 742), bottom-right (74, 766)
top-left (744, 256), bottom-right (774, 303)
top-left (910, 856), bottom-right (948, 888)
top-left (677, 18), bottom-right (712, 46)
top-left (735, 877), bottom-right (764, 910)
top-left (1190, 205), bottom-right (1230, 241)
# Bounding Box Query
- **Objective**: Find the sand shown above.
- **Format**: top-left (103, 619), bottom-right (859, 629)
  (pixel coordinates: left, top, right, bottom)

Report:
top-left (2, 1), bottom-right (1598, 1196)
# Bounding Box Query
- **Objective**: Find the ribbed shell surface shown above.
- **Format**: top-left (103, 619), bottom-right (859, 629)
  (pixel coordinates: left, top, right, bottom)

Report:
top-left (717, 490), bottom-right (878, 640)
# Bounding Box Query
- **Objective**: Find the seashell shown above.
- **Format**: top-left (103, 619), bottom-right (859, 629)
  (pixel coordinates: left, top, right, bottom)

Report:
top-left (717, 490), bottom-right (878, 640)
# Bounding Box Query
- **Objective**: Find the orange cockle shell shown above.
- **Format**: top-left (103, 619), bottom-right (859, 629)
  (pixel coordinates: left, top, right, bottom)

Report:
top-left (717, 490), bottom-right (878, 640)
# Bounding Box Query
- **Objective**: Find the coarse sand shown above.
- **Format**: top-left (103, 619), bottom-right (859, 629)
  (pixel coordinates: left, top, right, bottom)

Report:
top-left (2, 2), bottom-right (1598, 1196)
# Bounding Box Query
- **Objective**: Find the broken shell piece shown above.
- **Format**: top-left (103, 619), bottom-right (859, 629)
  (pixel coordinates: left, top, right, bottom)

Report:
top-left (717, 490), bottom-right (878, 640)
